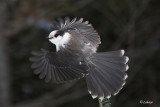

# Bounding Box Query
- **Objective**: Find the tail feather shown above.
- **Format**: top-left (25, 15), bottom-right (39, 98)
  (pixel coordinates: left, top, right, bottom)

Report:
top-left (86, 67), bottom-right (108, 99)
top-left (95, 64), bottom-right (124, 92)
top-left (89, 70), bottom-right (104, 98)
top-left (93, 59), bottom-right (127, 78)
top-left (93, 66), bottom-right (115, 96)
top-left (88, 63), bottom-right (123, 98)
top-left (86, 50), bottom-right (129, 100)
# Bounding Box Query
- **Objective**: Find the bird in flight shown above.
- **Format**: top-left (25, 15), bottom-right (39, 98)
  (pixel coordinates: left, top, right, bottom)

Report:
top-left (30, 17), bottom-right (129, 100)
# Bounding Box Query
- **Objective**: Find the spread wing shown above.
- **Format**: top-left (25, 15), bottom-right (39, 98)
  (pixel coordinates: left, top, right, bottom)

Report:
top-left (50, 17), bottom-right (101, 47)
top-left (29, 49), bottom-right (88, 83)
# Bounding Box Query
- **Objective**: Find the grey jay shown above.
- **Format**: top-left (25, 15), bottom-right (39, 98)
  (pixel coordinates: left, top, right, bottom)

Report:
top-left (30, 17), bottom-right (129, 100)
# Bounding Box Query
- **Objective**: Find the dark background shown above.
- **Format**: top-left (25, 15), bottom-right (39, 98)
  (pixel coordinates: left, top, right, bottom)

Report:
top-left (0, 0), bottom-right (160, 107)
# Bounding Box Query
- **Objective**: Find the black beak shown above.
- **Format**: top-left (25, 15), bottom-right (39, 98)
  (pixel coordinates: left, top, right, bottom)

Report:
top-left (46, 37), bottom-right (51, 39)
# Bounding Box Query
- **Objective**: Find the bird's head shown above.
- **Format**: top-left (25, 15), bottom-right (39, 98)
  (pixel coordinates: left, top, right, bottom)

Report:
top-left (48, 30), bottom-right (71, 51)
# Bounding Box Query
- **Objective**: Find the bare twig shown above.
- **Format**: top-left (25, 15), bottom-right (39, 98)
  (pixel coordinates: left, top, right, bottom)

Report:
top-left (99, 98), bottom-right (111, 107)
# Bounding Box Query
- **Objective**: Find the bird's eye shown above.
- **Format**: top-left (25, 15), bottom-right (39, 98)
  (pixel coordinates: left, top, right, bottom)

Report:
top-left (55, 34), bottom-right (59, 37)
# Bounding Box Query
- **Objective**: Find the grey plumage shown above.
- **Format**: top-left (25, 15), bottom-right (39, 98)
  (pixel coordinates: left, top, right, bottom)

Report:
top-left (30, 17), bottom-right (129, 100)
top-left (86, 50), bottom-right (128, 99)
top-left (30, 48), bottom-right (88, 83)
top-left (51, 17), bottom-right (101, 47)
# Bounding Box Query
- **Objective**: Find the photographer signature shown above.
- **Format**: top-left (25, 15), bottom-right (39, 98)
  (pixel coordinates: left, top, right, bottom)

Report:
top-left (140, 100), bottom-right (153, 104)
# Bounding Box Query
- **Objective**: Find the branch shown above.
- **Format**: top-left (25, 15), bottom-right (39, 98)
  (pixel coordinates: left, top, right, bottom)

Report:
top-left (99, 98), bottom-right (111, 107)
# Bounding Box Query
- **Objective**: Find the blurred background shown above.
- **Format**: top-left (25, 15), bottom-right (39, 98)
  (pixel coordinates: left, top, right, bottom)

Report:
top-left (0, 0), bottom-right (160, 107)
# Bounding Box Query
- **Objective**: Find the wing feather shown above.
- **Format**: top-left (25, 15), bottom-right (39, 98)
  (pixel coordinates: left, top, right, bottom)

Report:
top-left (50, 17), bottom-right (101, 47)
top-left (30, 49), bottom-right (88, 83)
